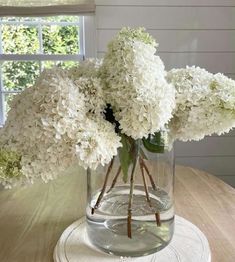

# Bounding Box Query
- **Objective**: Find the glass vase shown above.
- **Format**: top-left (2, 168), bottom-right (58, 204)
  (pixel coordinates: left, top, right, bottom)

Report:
top-left (86, 140), bottom-right (175, 257)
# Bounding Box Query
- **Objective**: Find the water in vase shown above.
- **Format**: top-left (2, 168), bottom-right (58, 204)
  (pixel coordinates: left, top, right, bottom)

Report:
top-left (86, 185), bottom-right (174, 257)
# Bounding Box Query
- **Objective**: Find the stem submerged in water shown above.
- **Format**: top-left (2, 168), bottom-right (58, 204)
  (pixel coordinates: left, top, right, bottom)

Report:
top-left (127, 158), bottom-right (139, 238)
top-left (91, 140), bottom-right (162, 238)
top-left (127, 140), bottom-right (140, 239)
top-left (140, 160), bottom-right (161, 227)
top-left (140, 162), bottom-right (161, 227)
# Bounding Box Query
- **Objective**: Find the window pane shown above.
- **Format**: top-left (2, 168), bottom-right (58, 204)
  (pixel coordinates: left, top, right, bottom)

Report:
top-left (0, 17), bottom-right (39, 22)
top-left (2, 61), bottom-right (40, 91)
top-left (42, 61), bottom-right (79, 70)
top-left (2, 25), bottom-right (39, 54)
top-left (42, 25), bottom-right (79, 54)
top-left (42, 16), bottom-right (79, 23)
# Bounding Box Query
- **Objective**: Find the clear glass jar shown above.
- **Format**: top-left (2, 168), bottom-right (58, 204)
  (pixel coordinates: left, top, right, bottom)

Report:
top-left (86, 140), bottom-right (175, 257)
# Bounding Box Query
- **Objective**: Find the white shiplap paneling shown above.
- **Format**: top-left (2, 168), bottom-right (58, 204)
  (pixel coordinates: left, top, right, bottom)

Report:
top-left (96, 0), bottom-right (235, 7)
top-left (94, 1), bottom-right (235, 186)
top-left (96, 6), bottom-right (235, 30)
top-left (226, 74), bottom-right (235, 80)
top-left (158, 52), bottom-right (235, 73)
top-left (98, 30), bottom-right (235, 53)
top-left (175, 137), bottom-right (235, 157)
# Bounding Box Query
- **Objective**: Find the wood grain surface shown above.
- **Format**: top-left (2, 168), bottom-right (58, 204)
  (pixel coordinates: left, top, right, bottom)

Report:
top-left (0, 165), bottom-right (234, 262)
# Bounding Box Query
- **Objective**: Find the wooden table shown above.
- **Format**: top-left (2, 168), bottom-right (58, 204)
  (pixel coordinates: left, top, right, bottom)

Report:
top-left (0, 165), bottom-right (235, 262)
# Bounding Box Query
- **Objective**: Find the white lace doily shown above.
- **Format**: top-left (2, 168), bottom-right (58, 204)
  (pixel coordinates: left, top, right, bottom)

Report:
top-left (53, 215), bottom-right (211, 262)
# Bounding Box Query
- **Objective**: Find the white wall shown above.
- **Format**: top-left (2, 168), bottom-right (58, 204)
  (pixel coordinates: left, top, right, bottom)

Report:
top-left (94, 0), bottom-right (235, 187)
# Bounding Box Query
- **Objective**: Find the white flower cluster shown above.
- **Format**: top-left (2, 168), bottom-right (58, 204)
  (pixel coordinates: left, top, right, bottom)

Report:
top-left (101, 27), bottom-right (175, 139)
top-left (1, 27), bottom-right (234, 188)
top-left (0, 67), bottom-right (121, 187)
top-left (167, 66), bottom-right (235, 141)
top-left (76, 117), bottom-right (121, 170)
top-left (69, 58), bottom-right (102, 78)
top-left (68, 59), bottom-right (105, 116)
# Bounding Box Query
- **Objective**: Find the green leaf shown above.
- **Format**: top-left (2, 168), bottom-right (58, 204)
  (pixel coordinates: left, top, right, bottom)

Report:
top-left (142, 132), bottom-right (165, 153)
top-left (118, 134), bottom-right (132, 183)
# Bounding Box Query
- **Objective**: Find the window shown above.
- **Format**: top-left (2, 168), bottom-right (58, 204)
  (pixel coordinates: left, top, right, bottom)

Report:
top-left (0, 16), bottom-right (85, 126)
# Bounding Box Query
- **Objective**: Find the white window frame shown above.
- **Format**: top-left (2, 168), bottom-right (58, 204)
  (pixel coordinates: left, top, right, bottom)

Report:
top-left (0, 15), bottom-right (96, 126)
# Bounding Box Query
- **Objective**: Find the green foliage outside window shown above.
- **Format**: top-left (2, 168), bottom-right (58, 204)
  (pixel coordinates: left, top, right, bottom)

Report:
top-left (3, 61), bottom-right (40, 91)
top-left (1, 16), bottom-right (80, 92)
top-left (42, 25), bottom-right (79, 55)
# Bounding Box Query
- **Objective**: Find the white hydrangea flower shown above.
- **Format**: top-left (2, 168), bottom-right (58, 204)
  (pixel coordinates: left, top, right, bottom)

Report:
top-left (0, 67), bottom-right (121, 188)
top-left (0, 68), bottom-right (86, 187)
top-left (69, 58), bottom-right (103, 78)
top-left (74, 77), bottom-right (105, 116)
top-left (69, 59), bottom-right (106, 116)
top-left (76, 116), bottom-right (122, 170)
top-left (101, 27), bottom-right (175, 139)
top-left (167, 66), bottom-right (235, 141)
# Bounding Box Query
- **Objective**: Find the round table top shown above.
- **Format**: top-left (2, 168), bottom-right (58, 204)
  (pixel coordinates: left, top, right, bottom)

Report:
top-left (0, 165), bottom-right (234, 262)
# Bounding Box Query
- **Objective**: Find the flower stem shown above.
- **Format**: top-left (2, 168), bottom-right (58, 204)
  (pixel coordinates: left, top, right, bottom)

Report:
top-left (106, 166), bottom-right (121, 193)
top-left (140, 162), bottom-right (151, 204)
top-left (91, 158), bottom-right (114, 215)
top-left (127, 141), bottom-right (140, 239)
top-left (155, 212), bottom-right (161, 227)
top-left (140, 158), bottom-right (157, 191)
top-left (140, 162), bottom-right (161, 227)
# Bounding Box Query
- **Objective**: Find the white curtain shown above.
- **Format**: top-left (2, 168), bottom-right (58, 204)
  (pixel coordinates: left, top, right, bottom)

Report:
top-left (0, 0), bottom-right (95, 16)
